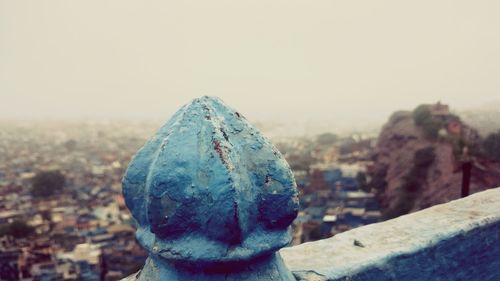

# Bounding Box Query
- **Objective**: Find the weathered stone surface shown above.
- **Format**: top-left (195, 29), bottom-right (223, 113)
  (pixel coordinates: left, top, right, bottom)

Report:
top-left (372, 111), bottom-right (500, 214)
top-left (122, 96), bottom-right (298, 280)
top-left (281, 187), bottom-right (500, 281)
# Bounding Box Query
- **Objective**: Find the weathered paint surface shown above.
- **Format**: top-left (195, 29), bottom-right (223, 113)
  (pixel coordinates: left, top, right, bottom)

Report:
top-left (281, 187), bottom-right (500, 281)
top-left (122, 96), bottom-right (299, 280)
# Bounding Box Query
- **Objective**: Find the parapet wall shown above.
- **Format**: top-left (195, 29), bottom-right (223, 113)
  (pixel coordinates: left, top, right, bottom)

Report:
top-left (281, 187), bottom-right (500, 281)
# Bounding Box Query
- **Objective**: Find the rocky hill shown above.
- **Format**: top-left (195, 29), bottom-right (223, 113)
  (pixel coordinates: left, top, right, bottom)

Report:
top-left (370, 104), bottom-right (500, 219)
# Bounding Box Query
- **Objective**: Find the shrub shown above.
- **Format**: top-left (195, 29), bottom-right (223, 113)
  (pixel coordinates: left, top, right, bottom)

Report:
top-left (413, 105), bottom-right (432, 126)
top-left (412, 105), bottom-right (445, 140)
top-left (483, 130), bottom-right (500, 161)
top-left (316, 133), bottom-right (338, 146)
top-left (0, 220), bottom-right (34, 238)
top-left (31, 170), bottom-right (66, 198)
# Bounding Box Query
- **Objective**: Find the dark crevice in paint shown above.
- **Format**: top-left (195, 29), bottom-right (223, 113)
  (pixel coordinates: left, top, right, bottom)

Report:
top-left (229, 200), bottom-right (243, 245)
top-left (265, 175), bottom-right (272, 185)
top-left (220, 127), bottom-right (230, 141)
top-left (158, 248), bottom-right (183, 259)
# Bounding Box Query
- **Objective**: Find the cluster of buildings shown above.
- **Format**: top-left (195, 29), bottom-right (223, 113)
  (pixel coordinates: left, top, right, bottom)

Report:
top-left (0, 119), bottom-right (381, 280)
top-left (0, 120), bottom-right (157, 281)
top-left (292, 167), bottom-right (381, 244)
top-left (276, 134), bottom-right (382, 245)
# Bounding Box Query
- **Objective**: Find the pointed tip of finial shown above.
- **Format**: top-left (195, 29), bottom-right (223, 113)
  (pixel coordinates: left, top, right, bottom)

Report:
top-left (191, 95), bottom-right (224, 104)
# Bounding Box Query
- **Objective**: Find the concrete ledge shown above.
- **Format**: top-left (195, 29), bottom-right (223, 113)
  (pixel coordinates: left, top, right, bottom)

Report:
top-left (281, 188), bottom-right (500, 281)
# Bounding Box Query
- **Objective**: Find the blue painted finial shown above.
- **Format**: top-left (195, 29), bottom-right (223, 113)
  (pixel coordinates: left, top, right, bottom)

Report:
top-left (122, 96), bottom-right (299, 280)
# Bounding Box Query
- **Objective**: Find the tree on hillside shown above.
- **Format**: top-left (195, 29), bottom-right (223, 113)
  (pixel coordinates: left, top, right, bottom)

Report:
top-left (412, 105), bottom-right (445, 140)
top-left (64, 139), bottom-right (78, 151)
top-left (31, 170), bottom-right (66, 198)
top-left (413, 105), bottom-right (432, 127)
top-left (316, 133), bottom-right (338, 146)
top-left (483, 130), bottom-right (500, 161)
top-left (0, 220), bottom-right (34, 238)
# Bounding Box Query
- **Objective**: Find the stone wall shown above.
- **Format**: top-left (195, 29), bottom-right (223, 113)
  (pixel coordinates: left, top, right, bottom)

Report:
top-left (281, 187), bottom-right (500, 281)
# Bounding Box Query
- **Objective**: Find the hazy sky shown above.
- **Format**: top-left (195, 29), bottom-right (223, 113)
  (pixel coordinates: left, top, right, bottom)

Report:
top-left (1, 1), bottom-right (499, 125)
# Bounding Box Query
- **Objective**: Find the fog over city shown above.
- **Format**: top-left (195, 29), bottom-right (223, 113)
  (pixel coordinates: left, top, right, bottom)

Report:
top-left (2, 2), bottom-right (500, 280)
top-left (1, 1), bottom-right (500, 130)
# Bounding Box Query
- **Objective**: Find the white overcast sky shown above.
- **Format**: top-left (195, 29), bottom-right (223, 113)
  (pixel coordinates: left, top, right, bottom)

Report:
top-left (1, 1), bottom-right (499, 124)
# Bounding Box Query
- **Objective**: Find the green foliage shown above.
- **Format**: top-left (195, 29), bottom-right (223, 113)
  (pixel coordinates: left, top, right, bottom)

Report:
top-left (412, 105), bottom-right (445, 140)
top-left (316, 133), bottom-right (338, 146)
top-left (482, 130), bottom-right (500, 161)
top-left (0, 220), bottom-right (35, 238)
top-left (413, 105), bottom-right (432, 126)
top-left (64, 139), bottom-right (77, 150)
top-left (31, 170), bottom-right (66, 198)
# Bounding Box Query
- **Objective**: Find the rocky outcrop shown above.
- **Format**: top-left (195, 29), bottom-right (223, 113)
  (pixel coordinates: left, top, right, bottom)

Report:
top-left (371, 110), bottom-right (500, 217)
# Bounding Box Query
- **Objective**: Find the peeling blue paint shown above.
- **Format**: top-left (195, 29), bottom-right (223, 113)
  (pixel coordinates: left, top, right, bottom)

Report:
top-left (122, 96), bottom-right (298, 280)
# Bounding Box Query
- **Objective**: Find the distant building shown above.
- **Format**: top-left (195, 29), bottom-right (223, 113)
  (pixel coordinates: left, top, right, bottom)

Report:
top-left (429, 101), bottom-right (450, 116)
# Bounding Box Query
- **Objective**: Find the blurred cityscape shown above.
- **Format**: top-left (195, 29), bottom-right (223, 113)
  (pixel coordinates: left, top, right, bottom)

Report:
top-left (1, 102), bottom-right (500, 280)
